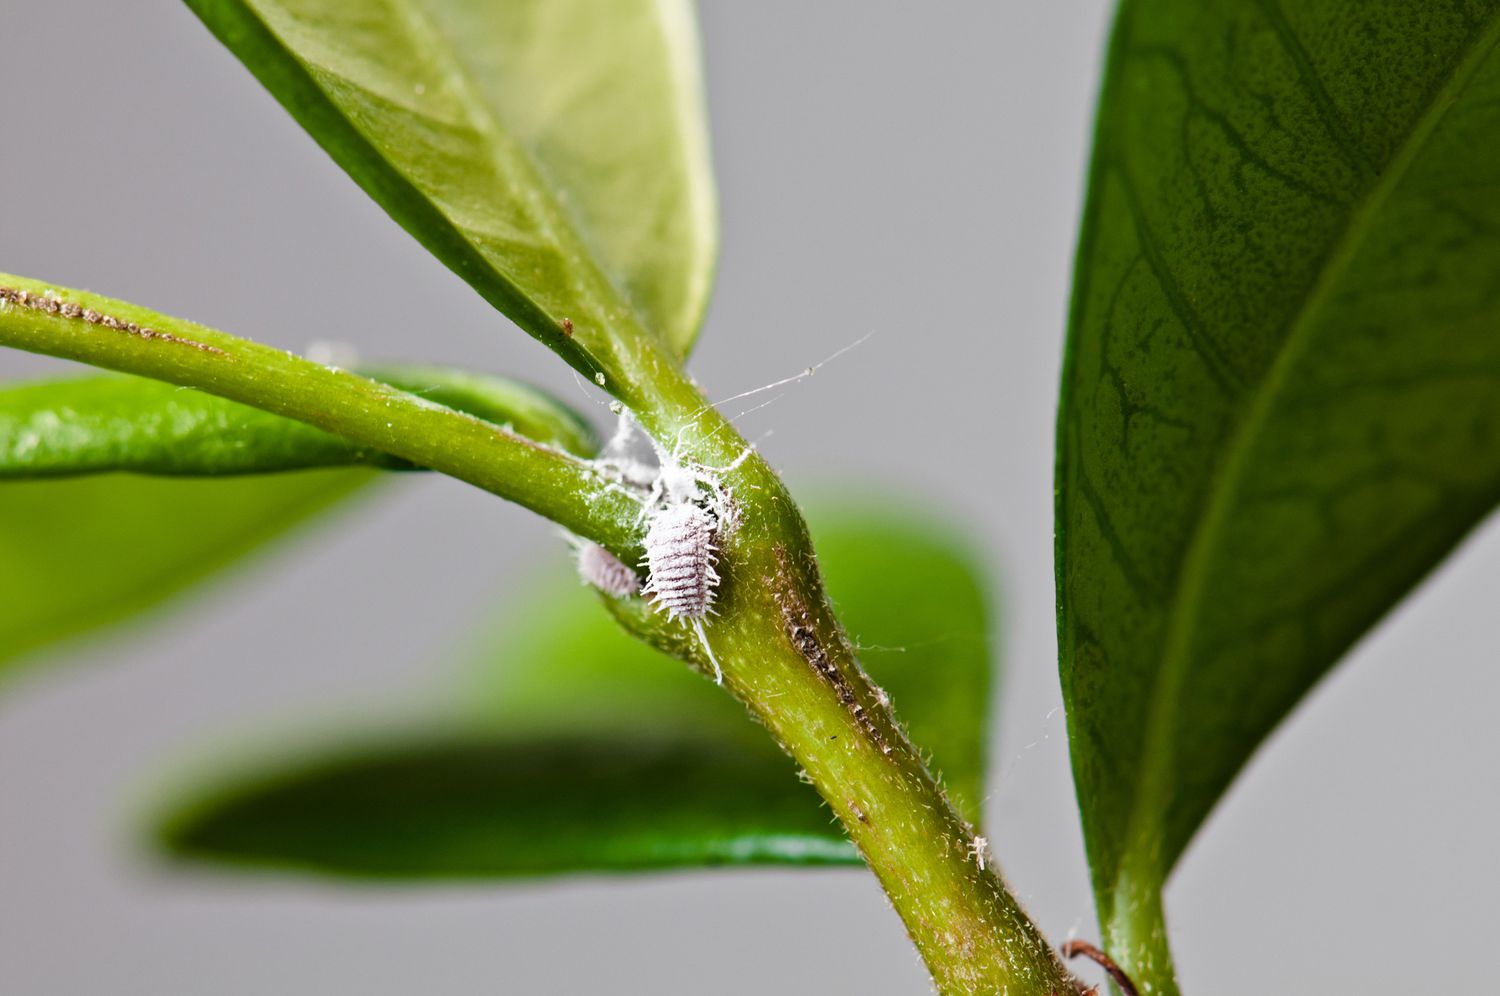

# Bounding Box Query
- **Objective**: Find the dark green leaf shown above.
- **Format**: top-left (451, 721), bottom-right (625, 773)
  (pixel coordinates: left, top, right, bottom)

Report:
top-left (0, 367), bottom-right (596, 478)
top-left (184, 0), bottom-right (717, 369)
top-left (0, 470), bottom-right (371, 680)
top-left (158, 734), bottom-right (855, 876)
top-left (156, 505), bottom-right (994, 877)
top-left (1058, 2), bottom-right (1500, 984)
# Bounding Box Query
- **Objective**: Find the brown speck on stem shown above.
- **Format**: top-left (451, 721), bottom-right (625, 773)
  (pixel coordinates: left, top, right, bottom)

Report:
top-left (0, 284), bottom-right (229, 356)
top-left (773, 547), bottom-right (892, 755)
top-left (1060, 940), bottom-right (1138, 996)
top-left (560, 317), bottom-right (574, 336)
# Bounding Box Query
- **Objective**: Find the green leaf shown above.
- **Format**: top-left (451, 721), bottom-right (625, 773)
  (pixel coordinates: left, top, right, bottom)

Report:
top-left (183, 0), bottom-right (717, 371)
top-left (1057, 2), bottom-right (1500, 986)
top-left (157, 734), bottom-right (858, 876)
top-left (0, 367), bottom-right (596, 478)
top-left (155, 504), bottom-right (994, 877)
top-left (0, 470), bottom-right (371, 680)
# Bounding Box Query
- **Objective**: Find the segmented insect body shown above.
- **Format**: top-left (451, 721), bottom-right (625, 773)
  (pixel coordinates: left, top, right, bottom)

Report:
top-left (576, 542), bottom-right (641, 599)
top-left (641, 501), bottom-right (720, 621)
top-left (641, 496), bottom-right (725, 684)
top-left (592, 412), bottom-right (741, 683)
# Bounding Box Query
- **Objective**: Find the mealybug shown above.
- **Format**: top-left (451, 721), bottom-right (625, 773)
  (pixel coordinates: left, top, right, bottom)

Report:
top-left (641, 502), bottom-right (720, 621)
top-left (577, 542), bottom-right (641, 599)
top-left (641, 499), bottom-right (724, 683)
top-left (592, 412), bottom-right (753, 685)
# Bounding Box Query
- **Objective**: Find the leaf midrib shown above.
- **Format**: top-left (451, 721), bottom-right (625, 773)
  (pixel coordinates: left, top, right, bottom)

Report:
top-left (381, 0), bottom-right (644, 362)
top-left (648, 0), bottom-right (718, 348)
top-left (1111, 9), bottom-right (1500, 922)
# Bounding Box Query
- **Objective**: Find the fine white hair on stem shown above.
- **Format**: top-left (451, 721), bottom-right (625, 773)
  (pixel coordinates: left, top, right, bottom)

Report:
top-left (711, 330), bottom-right (873, 408)
top-left (674, 330), bottom-right (876, 440)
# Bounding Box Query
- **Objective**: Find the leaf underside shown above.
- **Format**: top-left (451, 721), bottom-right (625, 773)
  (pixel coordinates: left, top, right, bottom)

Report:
top-left (183, 0), bottom-right (717, 368)
top-left (156, 505), bottom-right (994, 878)
top-left (0, 470), bottom-right (372, 682)
top-left (1058, 0), bottom-right (1500, 979)
top-left (0, 356), bottom-right (598, 685)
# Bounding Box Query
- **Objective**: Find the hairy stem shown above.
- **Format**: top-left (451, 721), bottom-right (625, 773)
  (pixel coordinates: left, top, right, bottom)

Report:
top-left (608, 479), bottom-right (1082, 994)
top-left (609, 394), bottom-right (1084, 994)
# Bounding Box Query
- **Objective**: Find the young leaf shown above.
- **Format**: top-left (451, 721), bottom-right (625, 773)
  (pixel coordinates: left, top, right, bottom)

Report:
top-left (0, 470), bottom-right (371, 681)
top-left (1058, 3), bottom-right (1500, 987)
top-left (0, 368), bottom-right (596, 478)
top-left (154, 506), bottom-right (994, 877)
top-left (183, 0), bottom-right (717, 377)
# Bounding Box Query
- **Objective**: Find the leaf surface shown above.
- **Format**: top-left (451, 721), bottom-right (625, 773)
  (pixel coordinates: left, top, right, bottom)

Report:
top-left (0, 470), bottom-right (371, 681)
top-left (1058, 2), bottom-right (1500, 983)
top-left (156, 505), bottom-right (994, 877)
top-left (0, 367), bottom-right (596, 477)
top-left (184, 0), bottom-right (717, 367)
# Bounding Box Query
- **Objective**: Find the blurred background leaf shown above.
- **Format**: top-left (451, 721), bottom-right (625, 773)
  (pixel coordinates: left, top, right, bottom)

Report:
top-left (0, 470), bottom-right (373, 684)
top-left (155, 502), bottom-right (995, 878)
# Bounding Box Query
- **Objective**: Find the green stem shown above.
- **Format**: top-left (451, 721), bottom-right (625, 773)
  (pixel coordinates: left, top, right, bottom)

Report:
top-left (1106, 867), bottom-right (1180, 996)
top-left (606, 396), bottom-right (1084, 994)
top-left (607, 480), bottom-right (1082, 994)
top-left (0, 274), bottom-right (639, 555)
top-left (0, 271), bottom-right (1084, 995)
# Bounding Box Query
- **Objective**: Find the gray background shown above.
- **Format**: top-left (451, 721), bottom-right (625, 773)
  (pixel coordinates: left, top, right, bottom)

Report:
top-left (1, 3), bottom-right (1495, 993)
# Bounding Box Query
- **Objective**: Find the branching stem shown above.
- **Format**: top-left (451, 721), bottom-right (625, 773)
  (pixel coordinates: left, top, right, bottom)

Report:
top-left (0, 270), bottom-right (1084, 995)
top-left (0, 274), bottom-right (640, 556)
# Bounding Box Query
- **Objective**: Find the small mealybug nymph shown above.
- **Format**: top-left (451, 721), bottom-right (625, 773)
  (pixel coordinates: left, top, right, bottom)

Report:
top-left (576, 542), bottom-right (641, 599)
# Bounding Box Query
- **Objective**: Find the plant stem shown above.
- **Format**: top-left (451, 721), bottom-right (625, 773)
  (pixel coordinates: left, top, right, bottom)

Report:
top-left (1105, 868), bottom-right (1180, 996)
top-left (0, 274), bottom-right (640, 555)
top-left (608, 382), bottom-right (1084, 994)
top-left (608, 463), bottom-right (1082, 994)
top-left (0, 270), bottom-right (1084, 995)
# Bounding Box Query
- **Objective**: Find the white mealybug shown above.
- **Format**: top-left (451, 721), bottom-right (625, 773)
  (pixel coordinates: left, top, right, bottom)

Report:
top-left (639, 462), bottom-right (729, 684)
top-left (592, 411), bottom-right (751, 685)
top-left (641, 501), bottom-right (721, 620)
top-left (576, 542), bottom-right (641, 599)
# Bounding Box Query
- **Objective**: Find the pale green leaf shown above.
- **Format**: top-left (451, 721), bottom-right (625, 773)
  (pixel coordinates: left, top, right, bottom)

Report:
top-left (184, 0), bottom-right (717, 368)
top-left (0, 471), bottom-right (372, 681)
